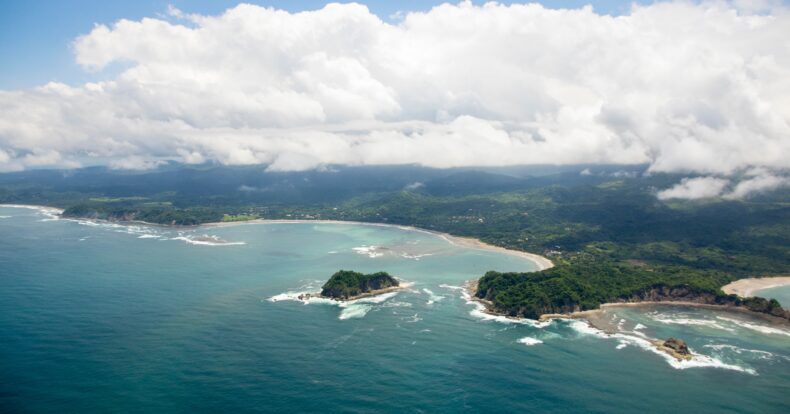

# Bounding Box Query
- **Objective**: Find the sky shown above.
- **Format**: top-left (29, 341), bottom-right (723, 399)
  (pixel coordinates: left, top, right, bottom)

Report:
top-left (0, 1), bottom-right (641, 89)
top-left (0, 1), bottom-right (789, 199)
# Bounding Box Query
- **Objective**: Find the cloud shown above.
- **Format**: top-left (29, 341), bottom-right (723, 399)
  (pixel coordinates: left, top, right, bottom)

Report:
top-left (657, 177), bottom-right (730, 200)
top-left (724, 171), bottom-right (789, 199)
top-left (108, 155), bottom-right (163, 170)
top-left (404, 181), bottom-right (424, 190)
top-left (657, 169), bottom-right (789, 200)
top-left (0, 1), bottom-right (789, 178)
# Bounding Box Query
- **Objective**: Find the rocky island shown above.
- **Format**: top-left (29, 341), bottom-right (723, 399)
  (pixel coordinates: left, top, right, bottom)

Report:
top-left (318, 270), bottom-right (401, 300)
top-left (654, 337), bottom-right (692, 361)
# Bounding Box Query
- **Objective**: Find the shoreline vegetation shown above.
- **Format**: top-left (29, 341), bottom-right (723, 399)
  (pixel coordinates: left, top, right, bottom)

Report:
top-left (4, 203), bottom-right (790, 326)
top-left (0, 204), bottom-right (553, 271)
top-left (464, 278), bottom-right (790, 327)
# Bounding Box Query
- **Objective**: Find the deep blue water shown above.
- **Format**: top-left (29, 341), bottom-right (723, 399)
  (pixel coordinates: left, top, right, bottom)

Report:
top-left (1, 206), bottom-right (789, 413)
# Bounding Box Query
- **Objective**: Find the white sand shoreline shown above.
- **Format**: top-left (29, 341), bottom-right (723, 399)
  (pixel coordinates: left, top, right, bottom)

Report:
top-left (721, 276), bottom-right (790, 298)
top-left (0, 204), bottom-right (553, 271)
top-left (205, 218), bottom-right (555, 271)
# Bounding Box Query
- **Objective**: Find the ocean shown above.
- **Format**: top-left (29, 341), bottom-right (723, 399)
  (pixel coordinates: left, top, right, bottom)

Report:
top-left (1, 206), bottom-right (789, 413)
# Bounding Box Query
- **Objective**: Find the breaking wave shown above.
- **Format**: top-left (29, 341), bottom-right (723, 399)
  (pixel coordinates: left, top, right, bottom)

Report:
top-left (567, 320), bottom-right (758, 375)
top-left (171, 234), bottom-right (246, 246)
top-left (716, 316), bottom-right (790, 337)
top-left (442, 283), bottom-right (552, 328)
top-left (648, 313), bottom-right (735, 332)
top-left (423, 288), bottom-right (445, 305)
top-left (518, 337), bottom-right (543, 346)
top-left (268, 287), bottom-right (400, 321)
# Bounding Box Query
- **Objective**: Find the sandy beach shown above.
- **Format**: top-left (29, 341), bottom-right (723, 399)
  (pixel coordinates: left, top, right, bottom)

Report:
top-left (0, 204), bottom-right (555, 271)
top-left (721, 276), bottom-right (790, 298)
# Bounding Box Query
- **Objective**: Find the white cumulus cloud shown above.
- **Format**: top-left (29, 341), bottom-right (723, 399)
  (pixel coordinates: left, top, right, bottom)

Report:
top-left (657, 177), bottom-right (731, 200)
top-left (0, 1), bottom-right (788, 177)
top-left (724, 171), bottom-right (790, 199)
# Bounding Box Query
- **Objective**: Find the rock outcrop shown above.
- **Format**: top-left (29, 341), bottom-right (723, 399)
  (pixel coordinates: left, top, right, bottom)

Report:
top-left (654, 337), bottom-right (692, 361)
top-left (320, 270), bottom-right (400, 300)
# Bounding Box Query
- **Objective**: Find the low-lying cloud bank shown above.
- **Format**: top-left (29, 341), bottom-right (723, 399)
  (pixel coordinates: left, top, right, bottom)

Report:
top-left (0, 1), bottom-right (789, 198)
top-left (656, 170), bottom-right (790, 200)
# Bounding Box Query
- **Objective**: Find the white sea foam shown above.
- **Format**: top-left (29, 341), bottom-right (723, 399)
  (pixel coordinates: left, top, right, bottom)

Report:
top-left (568, 320), bottom-right (608, 337)
top-left (339, 304), bottom-right (373, 320)
top-left (402, 313), bottom-right (422, 323)
top-left (0, 215), bottom-right (10, 219)
top-left (382, 301), bottom-right (412, 308)
top-left (269, 288), bottom-right (399, 321)
top-left (703, 344), bottom-right (776, 360)
top-left (439, 284), bottom-right (464, 290)
top-left (171, 235), bottom-right (246, 246)
top-left (0, 204), bottom-right (63, 220)
top-left (138, 234), bottom-right (161, 239)
top-left (716, 316), bottom-right (790, 337)
top-left (634, 323), bottom-right (646, 330)
top-left (352, 245), bottom-right (385, 258)
top-left (566, 320), bottom-right (757, 375)
top-left (458, 287), bottom-right (551, 328)
top-left (649, 314), bottom-right (735, 332)
top-left (517, 337), bottom-right (543, 346)
top-left (400, 252), bottom-right (434, 260)
top-left (423, 288), bottom-right (445, 305)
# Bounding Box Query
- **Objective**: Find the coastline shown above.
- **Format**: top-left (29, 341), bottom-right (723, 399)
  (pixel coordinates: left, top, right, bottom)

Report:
top-left (13, 202), bottom-right (788, 326)
top-left (323, 283), bottom-right (410, 302)
top-left (0, 204), bottom-right (64, 214)
top-left (541, 301), bottom-right (790, 328)
top-left (464, 279), bottom-right (790, 330)
top-left (0, 203), bottom-right (553, 271)
top-left (205, 218), bottom-right (555, 271)
top-left (721, 276), bottom-right (790, 298)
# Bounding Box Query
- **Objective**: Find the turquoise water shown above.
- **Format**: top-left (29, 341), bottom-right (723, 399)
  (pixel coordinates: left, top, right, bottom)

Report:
top-left (1, 206), bottom-right (789, 413)
top-left (756, 285), bottom-right (790, 308)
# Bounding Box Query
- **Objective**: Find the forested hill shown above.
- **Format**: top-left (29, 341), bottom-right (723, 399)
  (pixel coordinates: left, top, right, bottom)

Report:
top-left (1, 163), bottom-right (789, 314)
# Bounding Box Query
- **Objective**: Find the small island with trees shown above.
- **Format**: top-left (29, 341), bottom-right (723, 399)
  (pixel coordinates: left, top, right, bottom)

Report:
top-left (317, 270), bottom-right (401, 300)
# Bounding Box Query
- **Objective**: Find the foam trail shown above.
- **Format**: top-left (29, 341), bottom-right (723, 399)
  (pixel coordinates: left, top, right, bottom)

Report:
top-left (269, 289), bottom-right (400, 321)
top-left (339, 304), bottom-right (373, 320)
top-left (716, 316), bottom-right (790, 337)
top-left (352, 245), bottom-right (385, 258)
top-left (453, 285), bottom-right (551, 328)
top-left (650, 314), bottom-right (735, 332)
top-left (566, 320), bottom-right (757, 375)
top-left (171, 235), bottom-right (246, 246)
top-left (518, 337), bottom-right (543, 346)
top-left (703, 344), bottom-right (776, 360)
top-left (401, 252), bottom-right (433, 260)
top-left (423, 288), bottom-right (445, 305)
